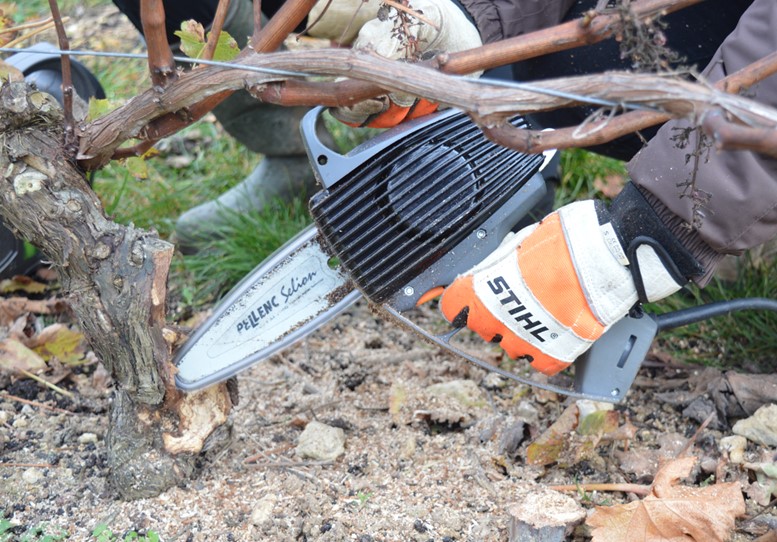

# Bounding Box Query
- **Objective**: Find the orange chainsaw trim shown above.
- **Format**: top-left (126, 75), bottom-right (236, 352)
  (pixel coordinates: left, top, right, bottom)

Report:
top-left (342, 99), bottom-right (440, 129)
top-left (440, 276), bottom-right (571, 376)
top-left (416, 286), bottom-right (445, 306)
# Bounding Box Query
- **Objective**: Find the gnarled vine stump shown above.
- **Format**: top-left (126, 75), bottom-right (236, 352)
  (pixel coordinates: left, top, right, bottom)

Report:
top-left (0, 81), bottom-right (233, 499)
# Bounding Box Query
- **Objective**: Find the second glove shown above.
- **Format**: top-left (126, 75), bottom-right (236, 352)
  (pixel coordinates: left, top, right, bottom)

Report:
top-left (308, 0), bottom-right (482, 128)
top-left (440, 183), bottom-right (703, 375)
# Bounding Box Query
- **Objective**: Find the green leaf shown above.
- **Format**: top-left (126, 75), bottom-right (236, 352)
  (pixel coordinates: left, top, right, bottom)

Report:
top-left (88, 98), bottom-right (120, 121)
top-left (125, 156), bottom-right (148, 180)
top-left (174, 19), bottom-right (239, 61)
top-left (577, 410), bottom-right (619, 437)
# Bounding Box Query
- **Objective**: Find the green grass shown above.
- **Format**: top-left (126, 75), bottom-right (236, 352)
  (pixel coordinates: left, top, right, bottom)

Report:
top-left (555, 148), bottom-right (628, 207)
top-left (173, 195), bottom-right (314, 306)
top-left (648, 256), bottom-right (777, 371)
top-left (0, 519), bottom-right (160, 542)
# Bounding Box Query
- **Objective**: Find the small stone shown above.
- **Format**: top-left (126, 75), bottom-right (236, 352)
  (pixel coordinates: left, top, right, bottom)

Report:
top-left (515, 401), bottom-right (540, 425)
top-left (296, 421), bottom-right (345, 461)
top-left (78, 432), bottom-right (99, 445)
top-left (733, 404), bottom-right (777, 446)
top-left (427, 380), bottom-right (486, 408)
top-left (399, 435), bottom-right (417, 460)
top-left (0, 410), bottom-right (11, 425)
top-left (700, 457), bottom-right (718, 474)
top-left (720, 435), bottom-right (748, 464)
top-left (250, 494), bottom-right (277, 526)
top-left (22, 468), bottom-right (44, 485)
top-left (12, 416), bottom-right (28, 429)
top-left (481, 372), bottom-right (506, 390)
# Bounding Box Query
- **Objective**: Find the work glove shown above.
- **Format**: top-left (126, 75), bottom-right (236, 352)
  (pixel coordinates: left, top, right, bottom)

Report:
top-left (439, 183), bottom-right (704, 376)
top-left (307, 0), bottom-right (482, 128)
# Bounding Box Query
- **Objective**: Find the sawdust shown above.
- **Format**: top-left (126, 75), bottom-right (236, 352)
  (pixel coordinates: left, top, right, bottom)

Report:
top-left (2, 300), bottom-right (775, 541)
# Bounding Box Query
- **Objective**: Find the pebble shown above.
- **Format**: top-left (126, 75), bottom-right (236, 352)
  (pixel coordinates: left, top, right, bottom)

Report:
top-left (12, 416), bottom-right (28, 429)
top-left (515, 400), bottom-right (540, 425)
top-left (0, 410), bottom-right (11, 425)
top-left (296, 421), bottom-right (345, 461)
top-left (720, 435), bottom-right (748, 464)
top-left (78, 432), bottom-right (99, 445)
top-left (427, 379), bottom-right (486, 408)
top-left (732, 404), bottom-right (777, 447)
top-left (250, 494), bottom-right (277, 526)
top-left (22, 468), bottom-right (44, 485)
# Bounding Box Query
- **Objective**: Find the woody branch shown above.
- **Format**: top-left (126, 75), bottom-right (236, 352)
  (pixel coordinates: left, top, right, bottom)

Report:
top-left (74, 0), bottom-right (777, 168)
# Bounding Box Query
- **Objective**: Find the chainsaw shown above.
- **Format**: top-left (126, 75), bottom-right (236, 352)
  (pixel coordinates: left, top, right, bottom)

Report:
top-left (173, 107), bottom-right (777, 402)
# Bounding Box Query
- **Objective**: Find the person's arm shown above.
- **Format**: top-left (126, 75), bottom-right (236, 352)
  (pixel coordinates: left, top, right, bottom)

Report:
top-left (628, 0), bottom-right (777, 284)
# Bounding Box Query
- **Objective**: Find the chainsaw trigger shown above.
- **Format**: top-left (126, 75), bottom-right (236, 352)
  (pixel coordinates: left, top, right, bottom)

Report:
top-left (416, 286), bottom-right (445, 306)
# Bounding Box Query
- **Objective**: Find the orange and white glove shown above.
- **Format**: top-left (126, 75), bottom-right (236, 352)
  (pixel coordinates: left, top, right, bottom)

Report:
top-left (307, 0), bottom-right (482, 128)
top-left (440, 184), bottom-right (703, 376)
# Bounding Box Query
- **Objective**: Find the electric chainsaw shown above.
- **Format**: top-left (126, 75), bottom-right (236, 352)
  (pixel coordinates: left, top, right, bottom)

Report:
top-left (173, 107), bottom-right (777, 402)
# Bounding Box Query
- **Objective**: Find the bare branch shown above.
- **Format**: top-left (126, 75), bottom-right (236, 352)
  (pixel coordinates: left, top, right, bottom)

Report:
top-left (78, 46), bottom-right (777, 168)
top-left (251, 0), bottom-right (263, 51)
top-left (436, 0), bottom-right (703, 76)
top-left (477, 49), bottom-right (777, 156)
top-left (106, 0), bottom-right (317, 161)
top-left (140, 0), bottom-right (177, 89)
top-left (46, 0), bottom-right (74, 148)
top-left (201, 0), bottom-right (231, 62)
top-left (703, 110), bottom-right (777, 156)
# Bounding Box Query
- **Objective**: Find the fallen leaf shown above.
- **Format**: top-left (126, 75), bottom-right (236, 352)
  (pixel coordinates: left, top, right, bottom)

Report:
top-left (588, 456), bottom-right (746, 542)
top-left (0, 338), bottom-right (47, 374)
top-left (0, 296), bottom-right (67, 326)
top-left (388, 381), bottom-right (407, 419)
top-left (30, 324), bottom-right (89, 366)
top-left (578, 410), bottom-right (620, 437)
top-left (0, 276), bottom-right (49, 294)
top-left (526, 403), bottom-right (578, 466)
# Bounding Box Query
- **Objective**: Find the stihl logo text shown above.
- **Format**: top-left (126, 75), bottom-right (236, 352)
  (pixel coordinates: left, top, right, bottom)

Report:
top-left (487, 276), bottom-right (550, 342)
top-left (236, 270), bottom-right (319, 334)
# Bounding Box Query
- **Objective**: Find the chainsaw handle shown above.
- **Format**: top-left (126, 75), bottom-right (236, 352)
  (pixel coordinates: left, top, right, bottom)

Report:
top-left (301, 106), bottom-right (463, 189)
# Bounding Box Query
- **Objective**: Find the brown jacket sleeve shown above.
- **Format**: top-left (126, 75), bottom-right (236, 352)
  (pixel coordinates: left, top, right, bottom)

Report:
top-left (627, 0), bottom-right (777, 256)
top-left (455, 0), bottom-right (576, 42)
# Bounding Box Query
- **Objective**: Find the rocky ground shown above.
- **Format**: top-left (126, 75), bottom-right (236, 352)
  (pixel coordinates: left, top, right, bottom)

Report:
top-left (2, 3), bottom-right (777, 541)
top-left (3, 297), bottom-right (777, 541)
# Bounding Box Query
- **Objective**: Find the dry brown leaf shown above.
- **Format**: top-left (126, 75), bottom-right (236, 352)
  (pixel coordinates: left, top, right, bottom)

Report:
top-left (29, 324), bottom-right (89, 366)
top-left (0, 337), bottom-right (46, 374)
top-left (525, 403), bottom-right (579, 466)
top-left (588, 456), bottom-right (746, 542)
top-left (0, 296), bottom-right (67, 326)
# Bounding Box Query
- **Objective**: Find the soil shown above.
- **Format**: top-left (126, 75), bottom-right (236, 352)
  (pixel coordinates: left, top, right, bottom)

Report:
top-left (3, 296), bottom-right (777, 541)
top-left (2, 4), bottom-right (776, 542)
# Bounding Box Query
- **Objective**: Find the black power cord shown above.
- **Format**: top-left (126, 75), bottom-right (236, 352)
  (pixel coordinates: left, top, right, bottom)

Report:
top-left (655, 297), bottom-right (777, 331)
